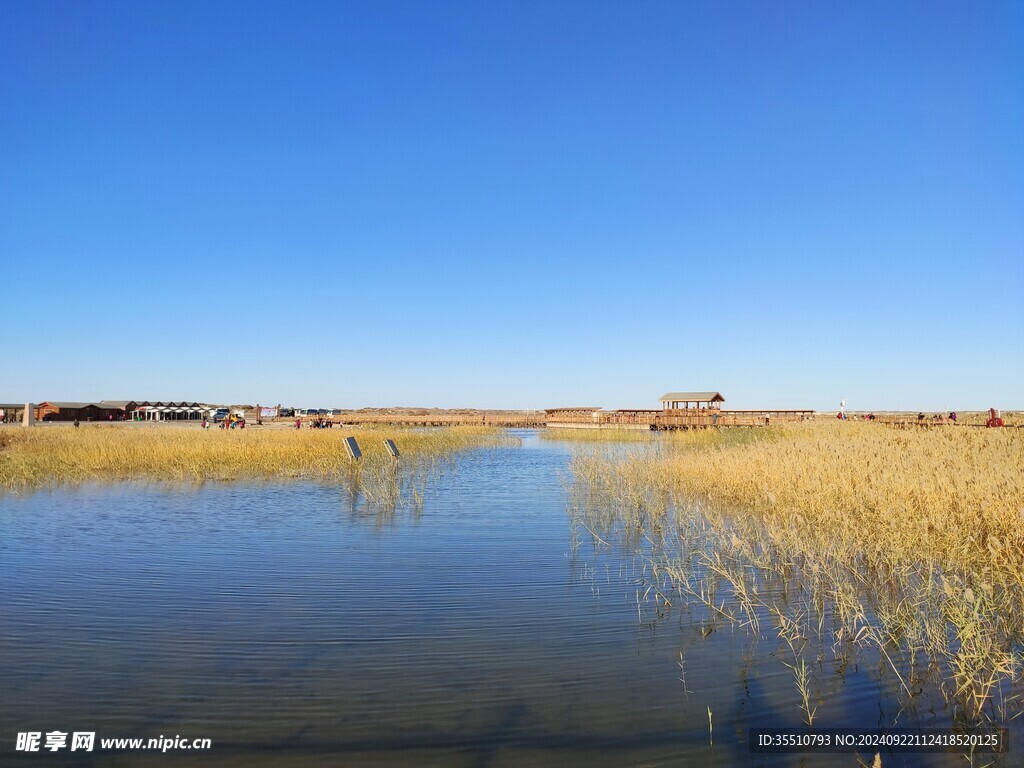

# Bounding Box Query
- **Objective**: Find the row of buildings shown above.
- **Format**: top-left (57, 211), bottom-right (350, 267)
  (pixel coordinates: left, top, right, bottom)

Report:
top-left (0, 402), bottom-right (341, 423)
top-left (2, 401), bottom-right (217, 423)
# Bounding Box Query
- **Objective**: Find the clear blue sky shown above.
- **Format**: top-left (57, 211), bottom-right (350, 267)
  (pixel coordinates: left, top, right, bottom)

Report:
top-left (2, 1), bottom-right (1021, 410)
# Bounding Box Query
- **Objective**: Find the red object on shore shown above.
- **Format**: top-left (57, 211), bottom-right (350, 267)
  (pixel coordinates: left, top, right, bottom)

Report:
top-left (986, 408), bottom-right (1004, 428)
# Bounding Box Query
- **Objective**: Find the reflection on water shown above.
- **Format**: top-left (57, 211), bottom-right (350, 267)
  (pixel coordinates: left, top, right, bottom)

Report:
top-left (0, 432), bottom-right (1014, 766)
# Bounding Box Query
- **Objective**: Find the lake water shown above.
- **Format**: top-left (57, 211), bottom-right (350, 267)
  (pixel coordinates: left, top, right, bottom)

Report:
top-left (1, 432), bottom-right (1014, 766)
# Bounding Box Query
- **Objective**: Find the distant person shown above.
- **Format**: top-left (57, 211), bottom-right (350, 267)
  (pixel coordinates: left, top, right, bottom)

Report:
top-left (917, 412), bottom-right (925, 422)
top-left (74, 418), bottom-right (80, 428)
top-left (295, 418), bottom-right (301, 429)
top-left (949, 411), bottom-right (957, 423)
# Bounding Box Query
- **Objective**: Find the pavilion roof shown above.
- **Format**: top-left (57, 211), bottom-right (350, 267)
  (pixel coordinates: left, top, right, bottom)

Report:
top-left (658, 392), bottom-right (725, 403)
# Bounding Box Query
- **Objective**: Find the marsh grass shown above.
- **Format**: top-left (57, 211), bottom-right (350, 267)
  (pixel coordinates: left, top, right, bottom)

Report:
top-left (0, 424), bottom-right (508, 491)
top-left (567, 421), bottom-right (1024, 726)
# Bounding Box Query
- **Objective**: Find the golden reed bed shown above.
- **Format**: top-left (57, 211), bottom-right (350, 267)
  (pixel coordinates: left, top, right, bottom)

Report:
top-left (570, 421), bottom-right (1024, 575)
top-left (0, 424), bottom-right (505, 489)
top-left (567, 421), bottom-right (1024, 723)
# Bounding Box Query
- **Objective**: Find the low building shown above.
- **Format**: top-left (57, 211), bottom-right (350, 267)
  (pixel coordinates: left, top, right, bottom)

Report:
top-left (32, 400), bottom-right (213, 422)
top-left (35, 402), bottom-right (128, 422)
top-left (127, 402), bottom-right (211, 421)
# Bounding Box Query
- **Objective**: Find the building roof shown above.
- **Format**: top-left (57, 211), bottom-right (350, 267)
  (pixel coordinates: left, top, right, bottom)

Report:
top-left (129, 401), bottom-right (209, 408)
top-left (544, 407), bottom-right (601, 413)
top-left (39, 401), bottom-right (132, 410)
top-left (32, 400), bottom-right (211, 411)
top-left (659, 392), bottom-right (725, 403)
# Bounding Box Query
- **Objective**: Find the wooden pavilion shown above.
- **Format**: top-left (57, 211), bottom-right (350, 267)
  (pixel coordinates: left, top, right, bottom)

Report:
top-left (659, 392), bottom-right (725, 411)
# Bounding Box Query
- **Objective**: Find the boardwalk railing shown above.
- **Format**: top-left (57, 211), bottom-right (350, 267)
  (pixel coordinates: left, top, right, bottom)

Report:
top-left (277, 413), bottom-right (548, 428)
top-left (546, 409), bottom-right (815, 429)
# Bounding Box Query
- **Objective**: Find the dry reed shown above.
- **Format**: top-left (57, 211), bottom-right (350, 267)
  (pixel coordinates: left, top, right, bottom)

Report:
top-left (567, 421), bottom-right (1024, 724)
top-left (0, 424), bottom-right (507, 489)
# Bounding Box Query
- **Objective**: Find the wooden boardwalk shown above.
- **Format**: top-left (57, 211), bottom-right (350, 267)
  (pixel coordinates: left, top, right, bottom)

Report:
top-left (546, 408), bottom-right (814, 430)
top-left (272, 413), bottom-right (547, 428)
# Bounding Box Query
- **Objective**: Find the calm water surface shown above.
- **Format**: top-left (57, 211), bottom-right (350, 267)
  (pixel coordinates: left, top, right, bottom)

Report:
top-left (1, 433), bottom-right (1013, 766)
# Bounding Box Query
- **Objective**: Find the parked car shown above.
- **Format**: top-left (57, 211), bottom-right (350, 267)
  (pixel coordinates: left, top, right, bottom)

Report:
top-left (212, 408), bottom-right (230, 423)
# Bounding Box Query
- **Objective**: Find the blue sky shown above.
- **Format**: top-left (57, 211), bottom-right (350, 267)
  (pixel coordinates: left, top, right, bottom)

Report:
top-left (2, 1), bottom-right (1021, 410)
